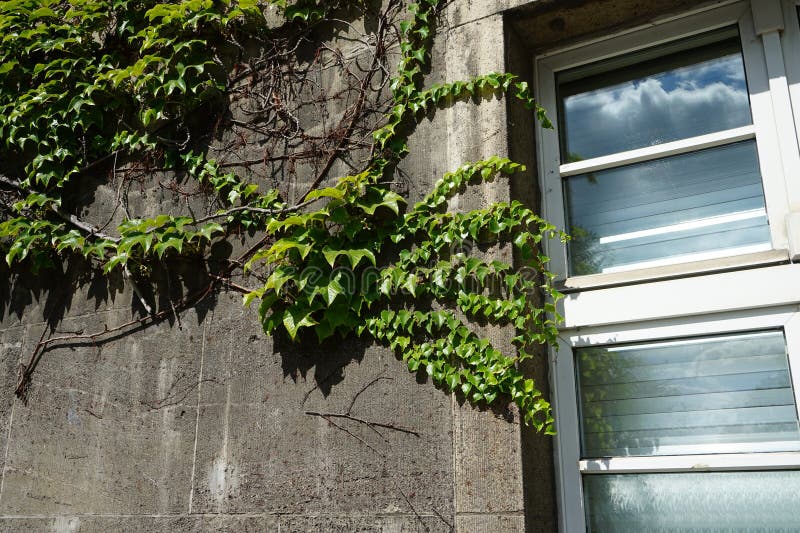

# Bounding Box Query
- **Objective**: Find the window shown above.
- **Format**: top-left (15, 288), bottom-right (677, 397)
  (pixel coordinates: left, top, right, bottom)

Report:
top-left (556, 307), bottom-right (800, 532)
top-left (577, 331), bottom-right (800, 458)
top-left (536, 1), bottom-right (800, 284)
top-left (532, 1), bottom-right (800, 531)
top-left (557, 27), bottom-right (770, 275)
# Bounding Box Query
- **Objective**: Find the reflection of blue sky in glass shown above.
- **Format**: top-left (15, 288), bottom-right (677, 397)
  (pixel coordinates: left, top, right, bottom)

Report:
top-left (565, 141), bottom-right (770, 274)
top-left (560, 51), bottom-right (752, 160)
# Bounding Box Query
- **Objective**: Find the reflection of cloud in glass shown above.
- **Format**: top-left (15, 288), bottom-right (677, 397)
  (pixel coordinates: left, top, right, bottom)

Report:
top-left (671, 54), bottom-right (743, 82)
top-left (561, 53), bottom-right (752, 160)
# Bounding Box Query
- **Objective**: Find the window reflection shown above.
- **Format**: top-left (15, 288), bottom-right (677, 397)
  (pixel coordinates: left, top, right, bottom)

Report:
top-left (584, 472), bottom-right (800, 532)
top-left (565, 141), bottom-right (770, 274)
top-left (558, 28), bottom-right (752, 160)
top-left (577, 332), bottom-right (800, 458)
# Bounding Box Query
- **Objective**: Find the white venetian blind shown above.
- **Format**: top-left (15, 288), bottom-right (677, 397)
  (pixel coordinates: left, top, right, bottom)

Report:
top-left (577, 331), bottom-right (800, 457)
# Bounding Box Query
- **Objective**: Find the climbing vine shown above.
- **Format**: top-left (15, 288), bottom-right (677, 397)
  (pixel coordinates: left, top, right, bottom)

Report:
top-left (0, 0), bottom-right (564, 431)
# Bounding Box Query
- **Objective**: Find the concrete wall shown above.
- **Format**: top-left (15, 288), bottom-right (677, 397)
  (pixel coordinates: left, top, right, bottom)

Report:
top-left (0, 1), bottom-right (559, 531)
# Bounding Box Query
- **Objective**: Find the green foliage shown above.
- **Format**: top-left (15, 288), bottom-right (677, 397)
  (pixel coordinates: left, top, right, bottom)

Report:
top-left (0, 0), bottom-right (564, 432)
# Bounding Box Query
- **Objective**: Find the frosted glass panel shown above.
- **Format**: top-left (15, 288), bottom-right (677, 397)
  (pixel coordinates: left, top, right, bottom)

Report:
top-left (558, 28), bottom-right (752, 160)
top-left (566, 141), bottom-right (770, 275)
top-left (585, 471), bottom-right (800, 532)
top-left (577, 331), bottom-right (800, 457)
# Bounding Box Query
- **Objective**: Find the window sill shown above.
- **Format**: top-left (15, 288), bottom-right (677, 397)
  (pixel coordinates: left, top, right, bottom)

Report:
top-left (557, 249), bottom-right (790, 293)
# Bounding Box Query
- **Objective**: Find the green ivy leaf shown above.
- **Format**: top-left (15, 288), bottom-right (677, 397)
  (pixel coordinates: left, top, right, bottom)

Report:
top-left (282, 304), bottom-right (319, 340)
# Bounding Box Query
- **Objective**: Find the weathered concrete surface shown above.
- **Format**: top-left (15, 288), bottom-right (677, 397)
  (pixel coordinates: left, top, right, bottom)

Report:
top-left (443, 0), bottom-right (542, 28)
top-left (0, 309), bottom-right (202, 516)
top-left (1, 514), bottom-right (457, 532)
top-left (508, 0), bottom-right (707, 52)
top-left (190, 294), bottom-right (454, 518)
top-left (0, 288), bottom-right (459, 531)
top-left (506, 18), bottom-right (559, 533)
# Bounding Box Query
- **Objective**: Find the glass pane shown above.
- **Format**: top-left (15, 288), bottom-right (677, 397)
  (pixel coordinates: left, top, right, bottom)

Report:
top-left (558, 28), bottom-right (752, 160)
top-left (584, 471), bottom-right (800, 532)
top-left (565, 141), bottom-right (770, 275)
top-left (577, 331), bottom-right (800, 457)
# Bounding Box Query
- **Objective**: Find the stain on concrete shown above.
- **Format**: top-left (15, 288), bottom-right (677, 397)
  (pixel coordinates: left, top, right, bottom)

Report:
top-left (52, 516), bottom-right (79, 533)
top-left (65, 390), bottom-right (81, 427)
top-left (208, 454), bottom-right (238, 508)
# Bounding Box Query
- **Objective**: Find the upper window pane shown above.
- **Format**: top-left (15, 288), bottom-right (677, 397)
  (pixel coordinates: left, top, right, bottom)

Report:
top-left (557, 27), bottom-right (752, 161)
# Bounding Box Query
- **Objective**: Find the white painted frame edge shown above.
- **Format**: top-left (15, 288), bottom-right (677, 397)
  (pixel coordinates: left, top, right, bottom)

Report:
top-left (562, 306), bottom-right (799, 345)
top-left (551, 337), bottom-right (586, 533)
top-left (739, 4), bottom-right (793, 248)
top-left (559, 263), bottom-right (800, 329)
top-left (783, 0), bottom-right (800, 156)
top-left (755, 0), bottom-right (800, 213)
top-left (559, 126), bottom-right (756, 177)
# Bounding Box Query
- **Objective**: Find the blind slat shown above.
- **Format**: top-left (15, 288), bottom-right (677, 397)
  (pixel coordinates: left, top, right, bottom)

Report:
top-left (581, 370), bottom-right (791, 402)
top-left (581, 387), bottom-right (795, 416)
top-left (583, 424), bottom-right (800, 457)
top-left (583, 404), bottom-right (797, 433)
top-left (580, 333), bottom-right (785, 367)
top-left (580, 353), bottom-right (788, 385)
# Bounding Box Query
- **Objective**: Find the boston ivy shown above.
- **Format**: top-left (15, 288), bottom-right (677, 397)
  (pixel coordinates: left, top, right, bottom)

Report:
top-left (0, 0), bottom-right (564, 432)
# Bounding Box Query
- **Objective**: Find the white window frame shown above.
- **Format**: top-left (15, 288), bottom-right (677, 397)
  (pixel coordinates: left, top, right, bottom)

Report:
top-left (534, 0), bottom-right (800, 287)
top-left (781, 0), bottom-right (800, 256)
top-left (551, 269), bottom-right (800, 532)
top-left (783, 0), bottom-right (800, 155)
top-left (531, 2), bottom-right (800, 531)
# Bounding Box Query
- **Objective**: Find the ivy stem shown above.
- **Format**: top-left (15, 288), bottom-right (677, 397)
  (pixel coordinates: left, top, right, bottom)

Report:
top-left (0, 173), bottom-right (120, 242)
top-left (124, 266), bottom-right (154, 315)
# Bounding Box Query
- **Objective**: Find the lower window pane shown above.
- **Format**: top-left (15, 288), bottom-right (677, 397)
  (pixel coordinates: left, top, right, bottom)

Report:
top-left (565, 140), bottom-right (771, 275)
top-left (584, 471), bottom-right (800, 532)
top-left (577, 331), bottom-right (800, 457)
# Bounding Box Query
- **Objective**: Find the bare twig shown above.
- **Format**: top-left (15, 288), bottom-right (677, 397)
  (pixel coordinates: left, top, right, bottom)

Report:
top-left (188, 196), bottom-right (322, 226)
top-left (15, 326), bottom-right (49, 402)
top-left (58, 211), bottom-right (120, 243)
top-left (347, 374), bottom-right (392, 414)
top-left (0, 172), bottom-right (121, 242)
top-left (312, 413), bottom-right (383, 455)
top-left (304, 411), bottom-right (420, 437)
top-left (162, 260), bottom-right (182, 329)
top-left (207, 273), bottom-right (256, 294)
top-left (14, 277), bottom-right (221, 398)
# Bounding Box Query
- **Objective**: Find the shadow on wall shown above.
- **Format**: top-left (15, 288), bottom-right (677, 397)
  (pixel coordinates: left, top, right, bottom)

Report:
top-left (0, 250), bottom-right (387, 403)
